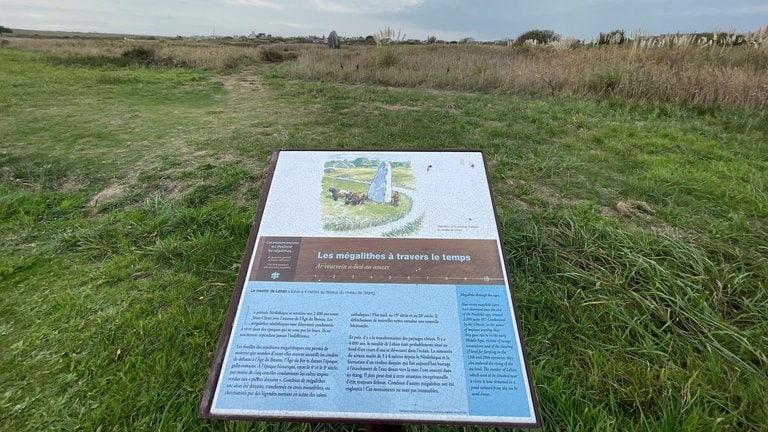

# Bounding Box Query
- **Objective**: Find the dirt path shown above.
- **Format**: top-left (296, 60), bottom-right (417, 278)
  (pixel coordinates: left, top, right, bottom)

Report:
top-left (88, 69), bottom-right (290, 208)
top-left (218, 68), bottom-right (304, 136)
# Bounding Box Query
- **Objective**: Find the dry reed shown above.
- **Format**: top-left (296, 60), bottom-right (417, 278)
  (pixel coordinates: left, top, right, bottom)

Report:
top-left (4, 33), bottom-right (767, 109)
top-left (286, 42), bottom-right (768, 109)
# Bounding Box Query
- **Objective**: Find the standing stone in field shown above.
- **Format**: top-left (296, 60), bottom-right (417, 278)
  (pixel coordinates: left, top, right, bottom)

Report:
top-left (328, 31), bottom-right (340, 49)
top-left (368, 161), bottom-right (392, 204)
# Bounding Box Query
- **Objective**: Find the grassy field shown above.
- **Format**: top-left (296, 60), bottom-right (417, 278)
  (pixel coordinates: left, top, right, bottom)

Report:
top-left (1, 40), bottom-right (767, 431)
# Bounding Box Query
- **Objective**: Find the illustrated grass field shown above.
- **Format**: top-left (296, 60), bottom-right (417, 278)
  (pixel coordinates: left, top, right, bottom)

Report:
top-left (1, 40), bottom-right (767, 431)
top-left (321, 176), bottom-right (414, 233)
top-left (324, 166), bottom-right (415, 190)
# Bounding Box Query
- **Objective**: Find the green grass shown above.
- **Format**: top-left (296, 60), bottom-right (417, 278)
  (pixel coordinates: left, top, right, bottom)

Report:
top-left (1, 45), bottom-right (767, 431)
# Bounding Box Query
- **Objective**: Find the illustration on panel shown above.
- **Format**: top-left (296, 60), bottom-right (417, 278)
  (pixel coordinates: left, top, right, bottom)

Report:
top-left (322, 156), bottom-right (422, 237)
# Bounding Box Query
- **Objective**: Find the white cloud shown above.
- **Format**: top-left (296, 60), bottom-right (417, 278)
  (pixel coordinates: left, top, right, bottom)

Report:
top-left (311, 0), bottom-right (424, 14)
top-left (221, 0), bottom-right (284, 10)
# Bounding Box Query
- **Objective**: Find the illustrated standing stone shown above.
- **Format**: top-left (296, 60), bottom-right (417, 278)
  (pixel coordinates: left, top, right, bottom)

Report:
top-left (368, 161), bottom-right (392, 204)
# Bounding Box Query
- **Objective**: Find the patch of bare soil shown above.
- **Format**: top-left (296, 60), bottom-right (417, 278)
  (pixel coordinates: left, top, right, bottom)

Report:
top-left (152, 179), bottom-right (183, 201)
top-left (376, 103), bottom-right (423, 111)
top-left (529, 182), bottom-right (588, 207)
top-left (615, 200), bottom-right (655, 217)
top-left (89, 184), bottom-right (125, 207)
top-left (59, 177), bottom-right (85, 193)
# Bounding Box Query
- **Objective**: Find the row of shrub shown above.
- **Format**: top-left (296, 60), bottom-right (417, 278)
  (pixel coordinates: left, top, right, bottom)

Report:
top-left (1, 38), bottom-right (302, 69)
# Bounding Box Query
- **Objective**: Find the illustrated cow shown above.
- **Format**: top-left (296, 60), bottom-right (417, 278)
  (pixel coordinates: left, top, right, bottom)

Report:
top-left (345, 192), bottom-right (366, 205)
top-left (328, 187), bottom-right (352, 201)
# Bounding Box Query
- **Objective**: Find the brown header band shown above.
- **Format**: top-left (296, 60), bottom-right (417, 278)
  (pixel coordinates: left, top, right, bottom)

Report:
top-left (251, 236), bottom-right (504, 285)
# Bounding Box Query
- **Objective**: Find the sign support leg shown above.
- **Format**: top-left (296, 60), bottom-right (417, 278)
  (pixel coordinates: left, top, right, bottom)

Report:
top-left (366, 424), bottom-right (403, 432)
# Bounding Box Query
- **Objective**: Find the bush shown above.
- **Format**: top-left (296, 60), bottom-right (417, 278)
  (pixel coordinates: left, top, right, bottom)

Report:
top-left (586, 63), bottom-right (630, 96)
top-left (260, 48), bottom-right (285, 63)
top-left (259, 47), bottom-right (298, 63)
top-left (121, 47), bottom-right (156, 65)
top-left (516, 29), bottom-right (560, 44)
top-left (376, 47), bottom-right (398, 68)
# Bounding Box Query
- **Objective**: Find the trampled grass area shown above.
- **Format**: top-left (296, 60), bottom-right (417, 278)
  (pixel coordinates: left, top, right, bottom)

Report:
top-left (1, 43), bottom-right (767, 432)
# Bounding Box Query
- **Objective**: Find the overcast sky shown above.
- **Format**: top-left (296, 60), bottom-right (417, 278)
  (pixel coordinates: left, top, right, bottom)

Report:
top-left (2, 0), bottom-right (767, 41)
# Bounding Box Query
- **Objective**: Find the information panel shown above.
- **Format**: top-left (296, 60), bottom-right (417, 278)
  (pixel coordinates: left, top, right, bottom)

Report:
top-left (200, 150), bottom-right (539, 427)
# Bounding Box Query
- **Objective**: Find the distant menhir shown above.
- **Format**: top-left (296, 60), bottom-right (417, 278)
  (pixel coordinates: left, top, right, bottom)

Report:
top-left (327, 30), bottom-right (340, 49)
